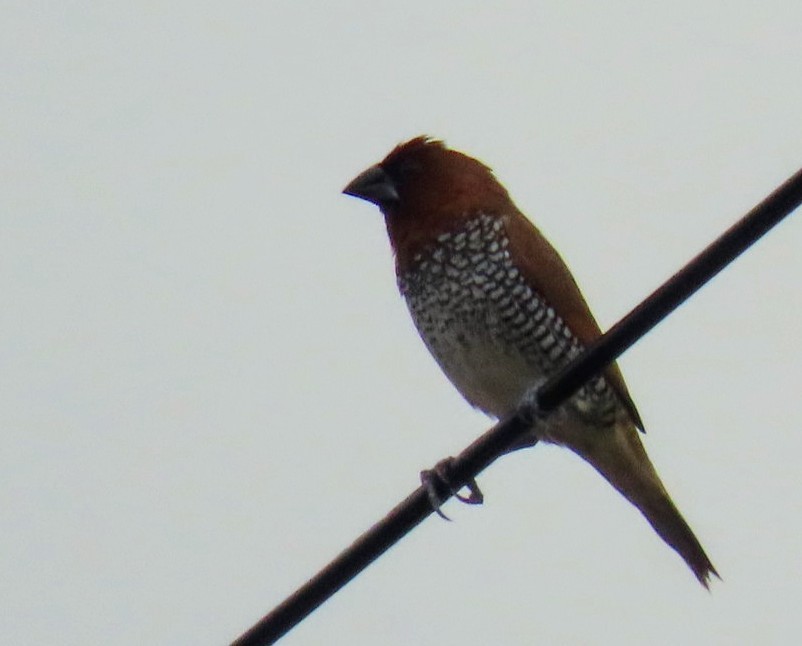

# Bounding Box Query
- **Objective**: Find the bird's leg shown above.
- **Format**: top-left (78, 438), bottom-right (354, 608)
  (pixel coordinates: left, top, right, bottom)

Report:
top-left (501, 380), bottom-right (556, 454)
top-left (420, 457), bottom-right (484, 520)
top-left (516, 379), bottom-right (549, 426)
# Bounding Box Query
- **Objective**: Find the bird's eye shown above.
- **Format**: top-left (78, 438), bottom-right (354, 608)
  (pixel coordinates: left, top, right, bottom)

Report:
top-left (395, 159), bottom-right (423, 179)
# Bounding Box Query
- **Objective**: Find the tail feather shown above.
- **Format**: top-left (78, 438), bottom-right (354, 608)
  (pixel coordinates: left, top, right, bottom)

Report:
top-left (635, 482), bottom-right (719, 588)
top-left (564, 419), bottom-right (718, 587)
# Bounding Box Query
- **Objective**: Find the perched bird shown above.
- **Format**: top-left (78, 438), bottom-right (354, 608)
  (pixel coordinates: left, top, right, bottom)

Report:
top-left (343, 136), bottom-right (717, 587)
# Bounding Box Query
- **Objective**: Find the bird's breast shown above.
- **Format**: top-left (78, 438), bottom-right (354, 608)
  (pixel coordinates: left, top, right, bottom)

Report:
top-left (398, 213), bottom-right (616, 421)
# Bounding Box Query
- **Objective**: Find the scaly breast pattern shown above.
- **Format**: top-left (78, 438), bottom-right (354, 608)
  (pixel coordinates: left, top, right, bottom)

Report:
top-left (397, 213), bottom-right (617, 426)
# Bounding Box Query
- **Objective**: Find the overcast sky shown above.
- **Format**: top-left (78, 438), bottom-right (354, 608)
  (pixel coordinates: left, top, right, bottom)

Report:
top-left (3, 2), bottom-right (802, 645)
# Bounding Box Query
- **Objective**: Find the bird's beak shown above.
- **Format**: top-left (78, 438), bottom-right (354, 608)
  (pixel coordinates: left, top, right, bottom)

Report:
top-left (342, 165), bottom-right (400, 207)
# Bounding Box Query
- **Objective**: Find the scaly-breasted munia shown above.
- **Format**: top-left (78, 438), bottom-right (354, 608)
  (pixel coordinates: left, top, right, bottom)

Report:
top-left (343, 136), bottom-right (717, 587)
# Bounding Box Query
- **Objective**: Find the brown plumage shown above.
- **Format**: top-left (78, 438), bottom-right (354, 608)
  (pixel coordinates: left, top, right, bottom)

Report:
top-left (343, 136), bottom-right (717, 587)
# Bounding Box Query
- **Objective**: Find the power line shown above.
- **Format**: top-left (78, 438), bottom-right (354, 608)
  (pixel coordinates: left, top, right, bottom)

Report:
top-left (231, 166), bottom-right (802, 645)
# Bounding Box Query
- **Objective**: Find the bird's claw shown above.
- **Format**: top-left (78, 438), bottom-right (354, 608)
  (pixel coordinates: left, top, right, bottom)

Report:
top-left (420, 457), bottom-right (484, 520)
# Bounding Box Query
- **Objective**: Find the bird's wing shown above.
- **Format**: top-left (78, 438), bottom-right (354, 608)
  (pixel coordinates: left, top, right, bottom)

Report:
top-left (503, 210), bottom-right (644, 430)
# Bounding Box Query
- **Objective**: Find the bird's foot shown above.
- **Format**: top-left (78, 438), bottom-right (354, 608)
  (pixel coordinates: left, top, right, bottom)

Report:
top-left (516, 379), bottom-right (550, 426)
top-left (420, 457), bottom-right (484, 521)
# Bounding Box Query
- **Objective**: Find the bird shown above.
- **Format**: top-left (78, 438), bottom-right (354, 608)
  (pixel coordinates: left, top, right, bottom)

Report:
top-left (342, 136), bottom-right (717, 588)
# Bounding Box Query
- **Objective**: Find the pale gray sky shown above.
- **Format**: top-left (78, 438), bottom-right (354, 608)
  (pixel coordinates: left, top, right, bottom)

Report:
top-left (2, 2), bottom-right (801, 644)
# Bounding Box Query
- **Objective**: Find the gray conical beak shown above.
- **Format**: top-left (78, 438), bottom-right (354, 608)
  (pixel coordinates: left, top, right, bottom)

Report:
top-left (342, 165), bottom-right (400, 207)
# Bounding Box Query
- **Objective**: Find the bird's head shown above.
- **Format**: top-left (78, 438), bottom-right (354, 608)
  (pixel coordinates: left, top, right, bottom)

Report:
top-left (343, 136), bottom-right (507, 216)
top-left (343, 136), bottom-right (511, 266)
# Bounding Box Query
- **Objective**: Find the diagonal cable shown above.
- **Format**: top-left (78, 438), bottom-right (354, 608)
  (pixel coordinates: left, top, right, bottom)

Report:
top-left (232, 166), bottom-right (802, 646)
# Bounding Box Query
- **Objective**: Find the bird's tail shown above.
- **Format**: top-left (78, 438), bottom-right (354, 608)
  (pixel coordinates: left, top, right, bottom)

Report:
top-left (570, 420), bottom-right (718, 588)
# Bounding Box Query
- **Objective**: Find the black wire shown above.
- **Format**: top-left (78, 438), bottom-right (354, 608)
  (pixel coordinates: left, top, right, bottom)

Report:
top-left (231, 166), bottom-right (802, 645)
